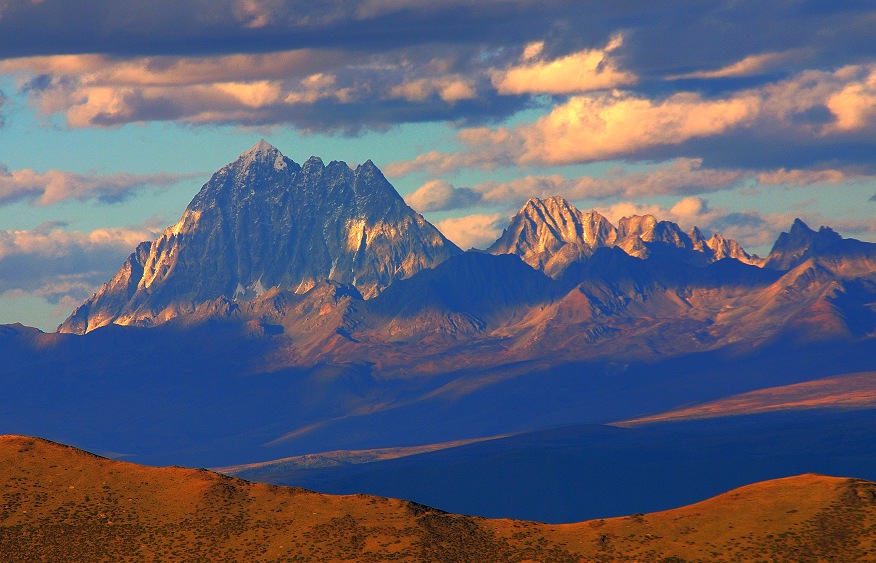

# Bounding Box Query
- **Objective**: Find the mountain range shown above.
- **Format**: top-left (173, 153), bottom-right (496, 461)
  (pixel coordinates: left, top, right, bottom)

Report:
top-left (2, 141), bottom-right (876, 523)
top-left (56, 142), bottom-right (876, 370)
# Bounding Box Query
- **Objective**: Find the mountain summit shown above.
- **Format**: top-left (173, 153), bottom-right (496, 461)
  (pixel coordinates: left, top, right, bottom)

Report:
top-left (764, 218), bottom-right (844, 270)
top-left (486, 197), bottom-right (616, 276)
top-left (488, 197), bottom-right (755, 276)
top-left (59, 141), bottom-right (460, 334)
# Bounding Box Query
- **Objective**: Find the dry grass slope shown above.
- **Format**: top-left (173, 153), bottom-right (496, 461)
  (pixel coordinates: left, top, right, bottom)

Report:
top-left (2, 435), bottom-right (876, 562)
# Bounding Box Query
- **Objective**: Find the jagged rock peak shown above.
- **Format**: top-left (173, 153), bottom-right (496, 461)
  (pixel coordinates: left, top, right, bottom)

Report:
top-left (617, 214), bottom-right (658, 239)
top-left (59, 143), bottom-right (460, 334)
top-left (764, 218), bottom-right (844, 270)
top-left (235, 139), bottom-right (292, 170)
top-left (789, 218), bottom-right (842, 242)
top-left (488, 197), bottom-right (757, 275)
top-left (506, 196), bottom-right (616, 246)
top-left (488, 196), bottom-right (617, 277)
top-left (245, 138), bottom-right (278, 156)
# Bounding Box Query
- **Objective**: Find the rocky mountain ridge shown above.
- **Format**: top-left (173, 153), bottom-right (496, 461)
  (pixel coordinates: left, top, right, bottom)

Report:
top-left (57, 143), bottom-right (876, 353)
top-left (60, 141), bottom-right (460, 334)
top-left (487, 195), bottom-right (757, 277)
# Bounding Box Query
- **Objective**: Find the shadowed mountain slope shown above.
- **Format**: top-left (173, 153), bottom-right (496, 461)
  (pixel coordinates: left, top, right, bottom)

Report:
top-left (3, 435), bottom-right (876, 562)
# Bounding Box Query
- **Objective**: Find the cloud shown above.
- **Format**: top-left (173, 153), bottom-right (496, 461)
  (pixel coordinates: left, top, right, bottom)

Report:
top-left (0, 223), bottom-right (157, 260)
top-left (670, 196), bottom-right (709, 218)
top-left (2, 2), bottom-right (876, 152)
top-left (0, 0), bottom-right (871, 79)
top-left (492, 34), bottom-right (636, 95)
top-left (669, 50), bottom-right (810, 79)
top-left (3, 2), bottom-right (874, 137)
top-left (390, 64), bottom-right (876, 173)
top-left (405, 179), bottom-right (480, 212)
top-left (389, 76), bottom-right (477, 103)
top-left (518, 91), bottom-right (758, 165)
top-left (1, 51), bottom-right (344, 87)
top-left (756, 168), bottom-right (852, 186)
top-left (0, 165), bottom-right (194, 206)
top-left (434, 213), bottom-right (504, 250)
top-left (0, 223), bottom-right (159, 327)
top-left (0, 0), bottom-right (577, 58)
top-left (403, 157), bottom-right (876, 215)
top-left (1, 48), bottom-right (525, 130)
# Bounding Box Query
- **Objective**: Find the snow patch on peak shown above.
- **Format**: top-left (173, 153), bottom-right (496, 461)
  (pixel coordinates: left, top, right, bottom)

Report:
top-left (244, 139), bottom-right (277, 156)
top-left (236, 139), bottom-right (289, 171)
top-left (252, 278), bottom-right (267, 297)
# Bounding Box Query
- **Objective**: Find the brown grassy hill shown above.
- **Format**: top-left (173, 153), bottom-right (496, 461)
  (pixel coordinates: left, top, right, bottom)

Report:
top-left (2, 435), bottom-right (876, 562)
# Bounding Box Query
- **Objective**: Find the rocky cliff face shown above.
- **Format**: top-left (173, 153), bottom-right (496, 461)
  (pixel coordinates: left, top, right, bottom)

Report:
top-left (59, 141), bottom-right (460, 334)
top-left (486, 197), bottom-right (617, 277)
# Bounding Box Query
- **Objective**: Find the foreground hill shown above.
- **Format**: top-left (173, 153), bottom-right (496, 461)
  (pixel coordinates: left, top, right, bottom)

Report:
top-left (228, 409), bottom-right (876, 523)
top-left (2, 436), bottom-right (876, 562)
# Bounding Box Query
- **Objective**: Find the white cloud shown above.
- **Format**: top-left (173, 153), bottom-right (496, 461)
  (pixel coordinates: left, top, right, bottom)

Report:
top-left (405, 179), bottom-right (480, 212)
top-left (0, 224), bottom-right (157, 260)
top-left (0, 222), bottom-right (160, 329)
top-left (0, 165), bottom-right (193, 206)
top-left (435, 213), bottom-right (504, 249)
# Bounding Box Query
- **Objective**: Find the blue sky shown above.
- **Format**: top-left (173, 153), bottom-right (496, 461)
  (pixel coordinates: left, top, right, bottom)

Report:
top-left (1, 0), bottom-right (875, 330)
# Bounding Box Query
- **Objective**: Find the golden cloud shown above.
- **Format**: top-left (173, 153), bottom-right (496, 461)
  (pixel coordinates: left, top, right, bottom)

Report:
top-left (492, 35), bottom-right (636, 95)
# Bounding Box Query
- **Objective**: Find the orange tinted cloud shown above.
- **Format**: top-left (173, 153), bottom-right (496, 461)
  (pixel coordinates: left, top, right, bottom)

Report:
top-left (391, 64), bottom-right (876, 173)
top-left (757, 168), bottom-right (849, 185)
top-left (0, 51), bottom-right (341, 86)
top-left (492, 34), bottom-right (636, 95)
top-left (520, 92), bottom-right (757, 165)
top-left (825, 69), bottom-right (876, 132)
top-left (669, 50), bottom-right (809, 79)
top-left (390, 76), bottom-right (477, 103)
top-left (405, 179), bottom-right (480, 212)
